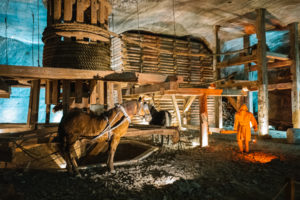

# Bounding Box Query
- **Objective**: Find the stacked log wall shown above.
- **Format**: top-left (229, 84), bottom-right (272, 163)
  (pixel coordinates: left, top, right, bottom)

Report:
top-left (114, 31), bottom-right (215, 126)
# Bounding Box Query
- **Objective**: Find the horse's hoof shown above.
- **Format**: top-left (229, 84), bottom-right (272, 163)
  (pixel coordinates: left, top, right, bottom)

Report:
top-left (109, 169), bottom-right (116, 174)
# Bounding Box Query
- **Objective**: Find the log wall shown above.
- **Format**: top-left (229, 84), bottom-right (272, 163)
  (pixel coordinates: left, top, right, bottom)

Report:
top-left (116, 31), bottom-right (215, 126)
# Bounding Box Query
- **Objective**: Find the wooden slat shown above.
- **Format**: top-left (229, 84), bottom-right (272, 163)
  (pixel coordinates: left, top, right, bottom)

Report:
top-left (183, 96), bottom-right (196, 113)
top-left (51, 80), bottom-right (59, 105)
top-left (96, 80), bottom-right (104, 104)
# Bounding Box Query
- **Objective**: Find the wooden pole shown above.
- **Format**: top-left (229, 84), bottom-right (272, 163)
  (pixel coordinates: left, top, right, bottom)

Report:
top-left (45, 80), bottom-right (51, 124)
top-left (116, 83), bottom-right (123, 104)
top-left (243, 34), bottom-right (254, 113)
top-left (107, 82), bottom-right (114, 109)
top-left (256, 8), bottom-right (269, 136)
top-left (199, 94), bottom-right (209, 147)
top-left (289, 22), bottom-right (300, 128)
top-left (171, 95), bottom-right (182, 130)
top-left (213, 25), bottom-right (223, 129)
top-left (62, 80), bottom-right (70, 115)
top-left (27, 80), bottom-right (40, 128)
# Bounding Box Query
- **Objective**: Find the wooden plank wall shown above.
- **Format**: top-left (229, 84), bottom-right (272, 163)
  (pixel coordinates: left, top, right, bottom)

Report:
top-left (115, 31), bottom-right (215, 126)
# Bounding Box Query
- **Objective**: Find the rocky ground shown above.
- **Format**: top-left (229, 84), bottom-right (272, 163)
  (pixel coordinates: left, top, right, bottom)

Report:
top-left (1, 133), bottom-right (300, 200)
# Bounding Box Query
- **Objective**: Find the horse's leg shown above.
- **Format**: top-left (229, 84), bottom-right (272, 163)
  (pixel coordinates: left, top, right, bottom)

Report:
top-left (69, 144), bottom-right (80, 175)
top-left (107, 135), bottom-right (121, 172)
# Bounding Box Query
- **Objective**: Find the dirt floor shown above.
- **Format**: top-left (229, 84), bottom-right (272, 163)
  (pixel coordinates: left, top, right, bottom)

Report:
top-left (1, 132), bottom-right (300, 200)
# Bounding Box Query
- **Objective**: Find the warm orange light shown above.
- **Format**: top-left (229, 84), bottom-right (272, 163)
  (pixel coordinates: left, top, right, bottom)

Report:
top-left (238, 152), bottom-right (280, 164)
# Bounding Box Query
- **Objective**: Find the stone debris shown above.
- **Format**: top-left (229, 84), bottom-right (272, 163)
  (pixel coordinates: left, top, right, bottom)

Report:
top-left (0, 134), bottom-right (300, 200)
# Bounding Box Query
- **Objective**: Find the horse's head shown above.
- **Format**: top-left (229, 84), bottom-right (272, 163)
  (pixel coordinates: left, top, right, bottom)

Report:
top-left (137, 97), bottom-right (152, 122)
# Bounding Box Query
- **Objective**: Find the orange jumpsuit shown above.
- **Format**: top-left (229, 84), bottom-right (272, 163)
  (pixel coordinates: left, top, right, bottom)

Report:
top-left (234, 104), bottom-right (258, 153)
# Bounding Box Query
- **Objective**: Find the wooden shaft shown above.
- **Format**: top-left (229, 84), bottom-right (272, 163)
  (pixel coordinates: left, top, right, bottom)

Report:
top-left (27, 80), bottom-right (40, 128)
top-left (199, 94), bottom-right (208, 147)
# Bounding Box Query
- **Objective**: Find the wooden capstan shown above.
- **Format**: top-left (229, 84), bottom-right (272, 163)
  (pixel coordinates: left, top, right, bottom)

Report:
top-left (43, 0), bottom-right (112, 70)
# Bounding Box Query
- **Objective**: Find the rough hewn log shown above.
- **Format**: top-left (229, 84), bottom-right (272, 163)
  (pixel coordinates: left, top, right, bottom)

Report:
top-left (289, 22), bottom-right (300, 128)
top-left (199, 94), bottom-right (209, 147)
top-left (256, 8), bottom-right (269, 136)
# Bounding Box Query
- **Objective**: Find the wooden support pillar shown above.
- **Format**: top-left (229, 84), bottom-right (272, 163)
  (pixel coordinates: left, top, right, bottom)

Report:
top-left (213, 25), bottom-right (223, 129)
top-left (75, 80), bottom-right (83, 104)
top-left (171, 95), bottom-right (182, 130)
top-left (199, 94), bottom-right (209, 147)
top-left (51, 80), bottom-right (59, 105)
top-left (256, 8), bottom-right (269, 136)
top-left (116, 83), bottom-right (123, 104)
top-left (90, 80), bottom-right (97, 105)
top-left (96, 80), bottom-right (105, 105)
top-left (286, 178), bottom-right (295, 200)
top-left (107, 82), bottom-right (114, 109)
top-left (62, 80), bottom-right (70, 115)
top-left (45, 80), bottom-right (51, 124)
top-left (76, 0), bottom-right (90, 23)
top-left (244, 34), bottom-right (253, 113)
top-left (27, 80), bottom-right (40, 128)
top-left (91, 0), bottom-right (100, 24)
top-left (289, 22), bottom-right (300, 128)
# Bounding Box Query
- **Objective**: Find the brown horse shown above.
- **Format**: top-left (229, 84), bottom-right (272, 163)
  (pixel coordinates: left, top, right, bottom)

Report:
top-left (58, 98), bottom-right (151, 174)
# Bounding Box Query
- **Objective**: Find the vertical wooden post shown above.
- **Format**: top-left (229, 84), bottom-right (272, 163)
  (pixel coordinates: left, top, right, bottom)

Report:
top-left (107, 82), bottom-right (114, 109)
top-left (62, 80), bottom-right (70, 115)
top-left (45, 80), bottom-right (51, 124)
top-left (289, 22), bottom-right (300, 128)
top-left (51, 80), bottom-right (59, 105)
top-left (75, 80), bottom-right (83, 104)
top-left (116, 83), bottom-right (123, 104)
top-left (199, 94), bottom-right (209, 147)
top-left (27, 80), bottom-right (40, 128)
top-left (90, 80), bottom-right (97, 105)
top-left (171, 95), bottom-right (182, 130)
top-left (96, 80), bottom-right (105, 105)
top-left (213, 25), bottom-right (223, 129)
top-left (244, 34), bottom-right (253, 113)
top-left (256, 8), bottom-right (269, 136)
top-left (286, 178), bottom-right (295, 200)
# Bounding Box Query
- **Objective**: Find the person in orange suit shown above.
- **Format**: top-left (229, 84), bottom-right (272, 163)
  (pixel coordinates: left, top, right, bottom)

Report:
top-left (234, 104), bottom-right (258, 153)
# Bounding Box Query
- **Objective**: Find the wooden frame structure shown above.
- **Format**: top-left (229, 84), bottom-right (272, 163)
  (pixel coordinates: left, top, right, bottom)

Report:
top-left (214, 8), bottom-right (299, 135)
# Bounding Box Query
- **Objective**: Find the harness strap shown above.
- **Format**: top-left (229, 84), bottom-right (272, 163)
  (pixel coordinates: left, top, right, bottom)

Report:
top-left (119, 105), bottom-right (131, 123)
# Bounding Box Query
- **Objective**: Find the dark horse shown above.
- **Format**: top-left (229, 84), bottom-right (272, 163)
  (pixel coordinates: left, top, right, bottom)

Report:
top-left (149, 104), bottom-right (172, 127)
top-left (58, 98), bottom-right (151, 174)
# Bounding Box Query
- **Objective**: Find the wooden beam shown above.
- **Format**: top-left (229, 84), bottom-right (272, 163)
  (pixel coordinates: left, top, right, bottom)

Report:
top-left (266, 51), bottom-right (289, 61)
top-left (250, 60), bottom-right (292, 71)
top-left (199, 94), bottom-right (209, 147)
top-left (0, 65), bottom-right (170, 84)
top-left (183, 96), bottom-right (196, 113)
top-left (27, 80), bottom-right (40, 128)
top-left (256, 8), bottom-right (269, 136)
top-left (289, 22), bottom-right (300, 128)
top-left (171, 95), bottom-right (182, 130)
top-left (217, 80), bottom-right (258, 88)
top-left (226, 97), bottom-right (239, 111)
top-left (216, 54), bottom-right (257, 68)
top-left (243, 34), bottom-right (251, 79)
top-left (164, 88), bottom-right (223, 96)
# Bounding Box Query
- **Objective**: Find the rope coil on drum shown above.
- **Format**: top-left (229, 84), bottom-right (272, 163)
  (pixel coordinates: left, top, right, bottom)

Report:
top-left (43, 23), bottom-right (111, 70)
